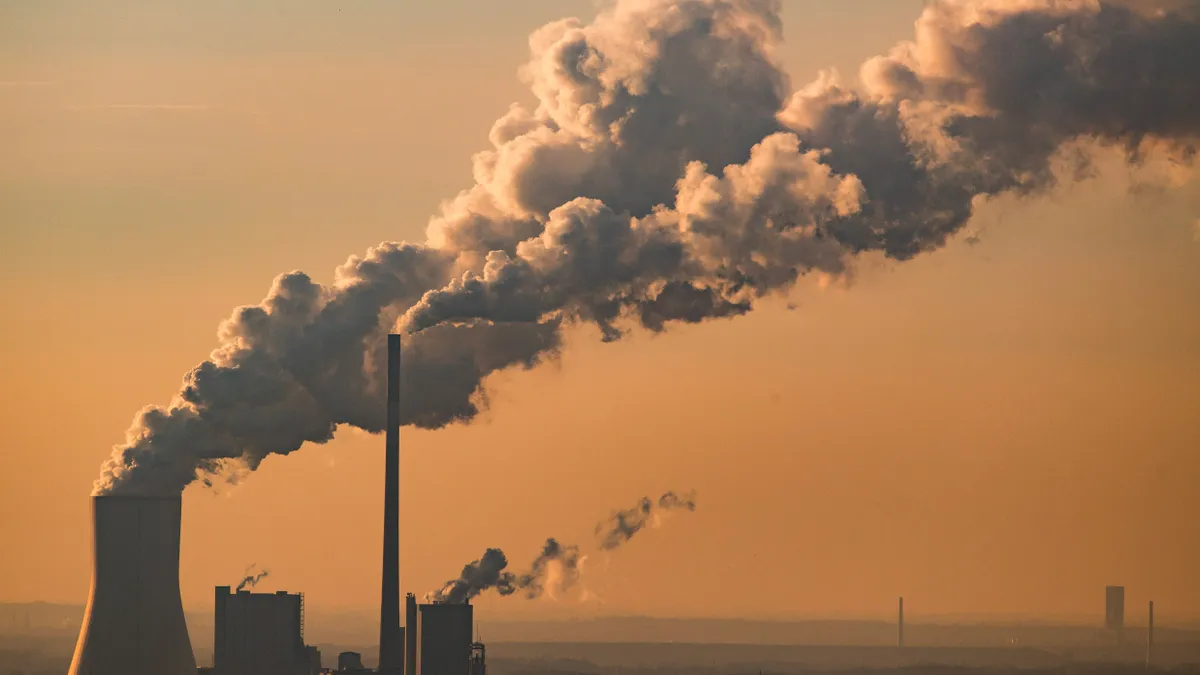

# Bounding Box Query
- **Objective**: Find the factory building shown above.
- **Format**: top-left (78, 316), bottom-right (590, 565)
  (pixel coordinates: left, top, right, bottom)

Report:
top-left (214, 586), bottom-right (321, 675)
top-left (418, 602), bottom-right (474, 675)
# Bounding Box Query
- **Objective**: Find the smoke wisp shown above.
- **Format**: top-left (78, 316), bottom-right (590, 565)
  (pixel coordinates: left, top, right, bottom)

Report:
top-left (596, 490), bottom-right (698, 550)
top-left (235, 565), bottom-right (269, 593)
top-left (94, 0), bottom-right (1200, 496)
top-left (424, 538), bottom-right (582, 604)
top-left (427, 490), bottom-right (697, 603)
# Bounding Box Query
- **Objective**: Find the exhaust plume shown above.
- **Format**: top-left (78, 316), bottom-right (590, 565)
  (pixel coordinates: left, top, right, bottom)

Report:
top-left (425, 538), bottom-right (582, 604)
top-left (596, 491), bottom-right (698, 550)
top-left (235, 565), bottom-right (269, 593)
top-left (94, 0), bottom-right (1200, 496)
top-left (427, 490), bottom-right (696, 603)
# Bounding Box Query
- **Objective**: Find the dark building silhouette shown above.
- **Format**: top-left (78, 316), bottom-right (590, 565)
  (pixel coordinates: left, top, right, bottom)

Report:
top-left (337, 651), bottom-right (365, 672)
top-left (419, 603), bottom-right (473, 675)
top-left (214, 586), bottom-right (320, 675)
top-left (1105, 585), bottom-right (1125, 646)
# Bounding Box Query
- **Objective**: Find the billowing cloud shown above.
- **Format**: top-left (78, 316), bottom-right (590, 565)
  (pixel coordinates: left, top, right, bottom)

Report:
top-left (95, 0), bottom-right (1198, 496)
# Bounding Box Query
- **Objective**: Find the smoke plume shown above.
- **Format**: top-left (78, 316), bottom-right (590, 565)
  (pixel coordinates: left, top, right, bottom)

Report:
top-left (235, 565), bottom-right (269, 593)
top-left (427, 490), bottom-right (696, 603)
top-left (425, 538), bottom-right (582, 604)
top-left (596, 491), bottom-right (698, 550)
top-left (94, 0), bottom-right (1200, 496)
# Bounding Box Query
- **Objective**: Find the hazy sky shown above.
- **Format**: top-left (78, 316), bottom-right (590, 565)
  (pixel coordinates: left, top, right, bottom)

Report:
top-left (1, 0), bottom-right (1198, 625)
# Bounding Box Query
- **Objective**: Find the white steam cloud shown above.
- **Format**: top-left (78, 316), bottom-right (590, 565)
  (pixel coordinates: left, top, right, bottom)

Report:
top-left (95, 0), bottom-right (1199, 496)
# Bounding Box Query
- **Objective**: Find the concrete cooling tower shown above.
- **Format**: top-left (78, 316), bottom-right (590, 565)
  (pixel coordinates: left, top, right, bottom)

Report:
top-left (69, 495), bottom-right (197, 675)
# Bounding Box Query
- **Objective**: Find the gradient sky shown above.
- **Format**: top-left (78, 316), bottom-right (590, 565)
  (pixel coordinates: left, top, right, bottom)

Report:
top-left (1, 0), bottom-right (1198, 625)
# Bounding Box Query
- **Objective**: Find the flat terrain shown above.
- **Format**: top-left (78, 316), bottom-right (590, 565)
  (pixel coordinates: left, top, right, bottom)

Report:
top-left (4, 603), bottom-right (1199, 674)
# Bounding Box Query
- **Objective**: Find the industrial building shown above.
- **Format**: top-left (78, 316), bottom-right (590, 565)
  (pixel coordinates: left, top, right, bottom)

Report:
top-left (418, 602), bottom-right (474, 675)
top-left (214, 587), bottom-right (321, 675)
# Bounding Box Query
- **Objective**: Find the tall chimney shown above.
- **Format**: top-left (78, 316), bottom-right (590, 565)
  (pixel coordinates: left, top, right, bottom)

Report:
top-left (69, 496), bottom-right (197, 675)
top-left (1147, 600), bottom-right (1155, 668)
top-left (379, 334), bottom-right (403, 674)
top-left (898, 597), bottom-right (904, 648)
top-left (406, 593), bottom-right (418, 675)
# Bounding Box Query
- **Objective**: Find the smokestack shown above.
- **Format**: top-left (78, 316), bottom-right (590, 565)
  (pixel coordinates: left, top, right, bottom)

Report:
top-left (69, 496), bottom-right (197, 675)
top-left (1147, 600), bottom-right (1155, 668)
top-left (406, 593), bottom-right (418, 675)
top-left (898, 597), bottom-right (904, 648)
top-left (379, 334), bottom-right (402, 674)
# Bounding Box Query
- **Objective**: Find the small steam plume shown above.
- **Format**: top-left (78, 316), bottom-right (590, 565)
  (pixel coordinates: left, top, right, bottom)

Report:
top-left (93, 0), bottom-right (1200, 496)
top-left (235, 565), bottom-right (269, 592)
top-left (596, 491), bottom-right (697, 550)
top-left (427, 490), bottom-right (696, 603)
top-left (425, 538), bottom-right (581, 604)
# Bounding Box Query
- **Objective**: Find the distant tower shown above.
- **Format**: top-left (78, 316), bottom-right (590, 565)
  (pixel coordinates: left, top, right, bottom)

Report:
top-left (1106, 586), bottom-right (1125, 646)
top-left (1147, 600), bottom-right (1155, 668)
top-left (898, 597), bottom-right (904, 648)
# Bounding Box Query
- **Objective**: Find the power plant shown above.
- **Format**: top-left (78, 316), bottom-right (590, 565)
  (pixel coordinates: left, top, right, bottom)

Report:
top-left (64, 335), bottom-right (1172, 674)
top-left (68, 335), bottom-right (487, 674)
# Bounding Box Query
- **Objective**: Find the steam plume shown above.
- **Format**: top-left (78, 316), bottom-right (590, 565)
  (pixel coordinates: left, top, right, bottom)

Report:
top-left (427, 490), bottom-right (696, 603)
top-left (596, 491), bottom-right (698, 550)
top-left (235, 565), bottom-right (269, 593)
top-left (425, 538), bottom-right (582, 604)
top-left (94, 0), bottom-right (1200, 496)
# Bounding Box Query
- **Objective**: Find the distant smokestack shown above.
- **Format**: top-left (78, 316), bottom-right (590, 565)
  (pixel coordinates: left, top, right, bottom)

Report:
top-left (406, 593), bottom-right (418, 675)
top-left (1147, 600), bottom-right (1155, 668)
top-left (898, 597), bottom-right (904, 648)
top-left (379, 334), bottom-right (402, 674)
top-left (69, 496), bottom-right (197, 675)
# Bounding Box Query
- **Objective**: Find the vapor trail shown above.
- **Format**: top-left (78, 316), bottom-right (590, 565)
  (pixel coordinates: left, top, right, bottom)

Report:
top-left (94, 0), bottom-right (1200, 496)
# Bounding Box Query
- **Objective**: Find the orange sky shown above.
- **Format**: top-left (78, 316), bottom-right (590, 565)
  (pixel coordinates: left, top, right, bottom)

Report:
top-left (1, 1), bottom-right (1198, 624)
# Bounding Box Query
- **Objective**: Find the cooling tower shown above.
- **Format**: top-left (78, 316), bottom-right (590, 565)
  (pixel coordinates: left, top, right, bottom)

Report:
top-left (69, 495), bottom-right (197, 675)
